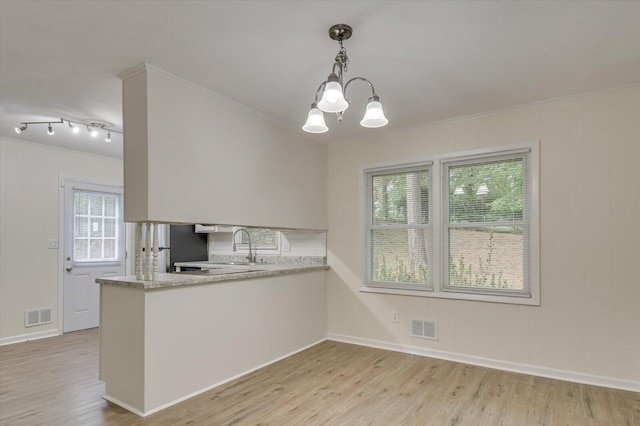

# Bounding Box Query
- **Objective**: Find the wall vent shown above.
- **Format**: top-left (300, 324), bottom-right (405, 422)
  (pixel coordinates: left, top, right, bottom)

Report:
top-left (25, 308), bottom-right (53, 327)
top-left (411, 319), bottom-right (438, 340)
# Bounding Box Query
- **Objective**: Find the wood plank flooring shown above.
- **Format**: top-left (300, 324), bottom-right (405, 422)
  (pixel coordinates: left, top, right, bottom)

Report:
top-left (1, 328), bottom-right (638, 425)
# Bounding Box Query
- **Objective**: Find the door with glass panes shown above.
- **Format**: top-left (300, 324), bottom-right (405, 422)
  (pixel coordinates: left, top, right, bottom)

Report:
top-left (63, 180), bottom-right (125, 332)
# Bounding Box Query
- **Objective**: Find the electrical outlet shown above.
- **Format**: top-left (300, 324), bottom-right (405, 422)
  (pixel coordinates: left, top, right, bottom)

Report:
top-left (47, 239), bottom-right (59, 249)
top-left (391, 311), bottom-right (399, 323)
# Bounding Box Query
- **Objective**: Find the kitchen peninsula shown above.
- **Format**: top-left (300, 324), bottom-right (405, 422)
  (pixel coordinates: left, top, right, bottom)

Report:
top-left (96, 263), bottom-right (328, 416)
top-left (108, 63), bottom-right (329, 417)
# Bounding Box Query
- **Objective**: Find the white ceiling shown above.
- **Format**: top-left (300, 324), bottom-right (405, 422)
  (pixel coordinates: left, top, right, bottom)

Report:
top-left (2, 1), bottom-right (640, 159)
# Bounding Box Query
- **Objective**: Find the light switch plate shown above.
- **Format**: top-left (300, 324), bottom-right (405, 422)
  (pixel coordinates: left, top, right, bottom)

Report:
top-left (47, 239), bottom-right (59, 249)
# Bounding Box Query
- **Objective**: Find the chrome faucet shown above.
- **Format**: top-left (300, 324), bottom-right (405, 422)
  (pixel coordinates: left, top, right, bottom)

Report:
top-left (232, 228), bottom-right (256, 263)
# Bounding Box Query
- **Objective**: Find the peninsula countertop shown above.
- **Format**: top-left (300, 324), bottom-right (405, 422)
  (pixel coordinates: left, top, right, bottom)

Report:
top-left (95, 263), bottom-right (329, 290)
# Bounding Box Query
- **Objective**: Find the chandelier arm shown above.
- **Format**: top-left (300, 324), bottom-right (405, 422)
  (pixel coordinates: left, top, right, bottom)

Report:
top-left (331, 61), bottom-right (346, 86)
top-left (343, 77), bottom-right (377, 99)
top-left (313, 81), bottom-right (327, 103)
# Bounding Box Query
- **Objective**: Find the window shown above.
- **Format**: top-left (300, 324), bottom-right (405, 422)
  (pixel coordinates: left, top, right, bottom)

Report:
top-left (73, 191), bottom-right (121, 262)
top-left (235, 228), bottom-right (280, 251)
top-left (363, 143), bottom-right (539, 305)
top-left (443, 153), bottom-right (531, 297)
top-left (367, 164), bottom-right (432, 290)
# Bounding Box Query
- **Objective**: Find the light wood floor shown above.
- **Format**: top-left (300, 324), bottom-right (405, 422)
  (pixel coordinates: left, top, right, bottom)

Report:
top-left (1, 329), bottom-right (638, 425)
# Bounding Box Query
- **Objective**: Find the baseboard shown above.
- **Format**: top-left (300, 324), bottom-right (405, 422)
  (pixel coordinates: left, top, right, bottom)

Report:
top-left (327, 333), bottom-right (640, 393)
top-left (114, 337), bottom-right (328, 417)
top-left (103, 395), bottom-right (147, 417)
top-left (0, 328), bottom-right (60, 346)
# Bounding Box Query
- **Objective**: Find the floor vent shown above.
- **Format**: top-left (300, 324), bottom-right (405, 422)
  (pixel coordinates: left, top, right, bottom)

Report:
top-left (411, 319), bottom-right (438, 340)
top-left (25, 308), bottom-right (53, 327)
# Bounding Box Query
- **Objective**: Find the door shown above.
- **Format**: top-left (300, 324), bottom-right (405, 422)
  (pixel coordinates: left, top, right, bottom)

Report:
top-left (63, 180), bottom-right (125, 332)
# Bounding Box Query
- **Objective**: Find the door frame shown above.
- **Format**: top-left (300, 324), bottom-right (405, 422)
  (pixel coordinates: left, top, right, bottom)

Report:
top-left (57, 175), bottom-right (128, 334)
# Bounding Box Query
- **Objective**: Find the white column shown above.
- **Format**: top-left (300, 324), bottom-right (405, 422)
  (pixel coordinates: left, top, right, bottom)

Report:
top-left (152, 223), bottom-right (159, 281)
top-left (144, 222), bottom-right (152, 281)
top-left (135, 223), bottom-right (143, 280)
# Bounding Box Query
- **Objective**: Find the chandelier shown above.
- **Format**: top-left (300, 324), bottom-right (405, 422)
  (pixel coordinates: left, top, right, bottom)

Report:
top-left (302, 24), bottom-right (388, 134)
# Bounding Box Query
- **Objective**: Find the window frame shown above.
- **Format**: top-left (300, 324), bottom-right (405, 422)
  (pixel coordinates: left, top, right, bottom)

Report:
top-left (365, 163), bottom-right (433, 291)
top-left (361, 141), bottom-right (540, 306)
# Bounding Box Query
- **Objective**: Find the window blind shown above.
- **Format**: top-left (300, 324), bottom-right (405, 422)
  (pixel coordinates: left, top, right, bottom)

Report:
top-left (367, 165), bottom-right (432, 289)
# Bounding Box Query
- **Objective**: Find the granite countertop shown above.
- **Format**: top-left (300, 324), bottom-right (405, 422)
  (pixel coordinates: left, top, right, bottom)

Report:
top-left (95, 263), bottom-right (329, 290)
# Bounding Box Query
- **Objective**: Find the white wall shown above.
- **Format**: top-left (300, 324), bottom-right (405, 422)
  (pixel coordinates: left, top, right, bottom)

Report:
top-left (121, 64), bottom-right (328, 230)
top-left (0, 137), bottom-right (123, 342)
top-left (326, 85), bottom-right (640, 387)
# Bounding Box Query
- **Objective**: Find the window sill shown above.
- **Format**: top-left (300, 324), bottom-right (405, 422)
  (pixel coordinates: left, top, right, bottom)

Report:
top-left (359, 285), bottom-right (540, 306)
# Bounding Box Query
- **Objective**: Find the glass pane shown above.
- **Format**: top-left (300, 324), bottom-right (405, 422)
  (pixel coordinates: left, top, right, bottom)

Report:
top-left (104, 219), bottom-right (116, 238)
top-left (90, 194), bottom-right (103, 216)
top-left (448, 226), bottom-right (523, 290)
top-left (104, 239), bottom-right (116, 259)
top-left (248, 229), bottom-right (278, 249)
top-left (372, 170), bottom-right (429, 226)
top-left (90, 219), bottom-right (102, 238)
top-left (89, 239), bottom-right (102, 259)
top-left (74, 192), bottom-right (89, 215)
top-left (370, 228), bottom-right (429, 284)
top-left (104, 196), bottom-right (117, 217)
top-left (74, 216), bottom-right (88, 238)
top-left (74, 239), bottom-right (88, 260)
top-left (449, 158), bottom-right (523, 223)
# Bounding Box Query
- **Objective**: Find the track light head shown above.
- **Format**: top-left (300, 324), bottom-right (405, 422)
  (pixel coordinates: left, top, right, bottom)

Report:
top-left (68, 121), bottom-right (80, 134)
top-left (87, 126), bottom-right (98, 137)
top-left (105, 132), bottom-right (112, 143)
top-left (14, 124), bottom-right (27, 134)
top-left (47, 124), bottom-right (54, 135)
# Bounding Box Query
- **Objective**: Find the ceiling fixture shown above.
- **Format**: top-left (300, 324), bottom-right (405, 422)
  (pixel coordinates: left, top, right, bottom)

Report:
top-left (13, 118), bottom-right (121, 142)
top-left (302, 24), bottom-right (388, 134)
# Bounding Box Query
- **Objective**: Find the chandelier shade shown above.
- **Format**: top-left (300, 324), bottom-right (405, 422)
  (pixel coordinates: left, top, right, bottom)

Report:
top-left (317, 75), bottom-right (349, 113)
top-left (302, 103), bottom-right (329, 133)
top-left (360, 98), bottom-right (388, 128)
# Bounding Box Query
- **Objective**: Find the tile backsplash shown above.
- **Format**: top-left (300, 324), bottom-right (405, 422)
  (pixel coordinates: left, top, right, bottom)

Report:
top-left (208, 228), bottom-right (326, 264)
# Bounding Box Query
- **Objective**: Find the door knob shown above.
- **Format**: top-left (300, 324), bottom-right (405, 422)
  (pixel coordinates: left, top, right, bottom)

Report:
top-left (66, 267), bottom-right (73, 272)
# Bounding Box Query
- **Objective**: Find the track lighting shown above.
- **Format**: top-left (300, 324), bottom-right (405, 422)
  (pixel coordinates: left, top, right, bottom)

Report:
top-left (12, 118), bottom-right (121, 142)
top-left (303, 24), bottom-right (388, 133)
